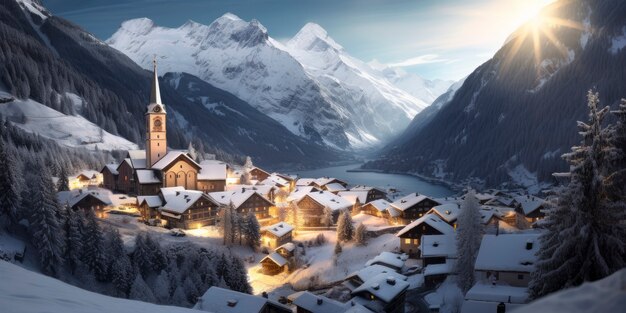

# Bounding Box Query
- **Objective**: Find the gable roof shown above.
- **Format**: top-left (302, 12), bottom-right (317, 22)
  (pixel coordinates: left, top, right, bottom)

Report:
top-left (151, 151), bottom-right (200, 171)
top-left (514, 195), bottom-right (546, 215)
top-left (346, 265), bottom-right (407, 285)
top-left (276, 242), bottom-right (296, 253)
top-left (338, 190), bottom-right (369, 204)
top-left (364, 199), bottom-right (391, 212)
top-left (474, 234), bottom-right (541, 272)
top-left (160, 187), bottom-right (215, 214)
top-left (287, 186), bottom-right (319, 202)
top-left (127, 150), bottom-right (147, 169)
top-left (225, 185), bottom-right (275, 197)
top-left (198, 160), bottom-right (227, 180)
top-left (137, 195), bottom-right (162, 208)
top-left (261, 252), bottom-right (288, 267)
top-left (101, 163), bottom-right (119, 175)
top-left (390, 193), bottom-right (440, 212)
top-left (135, 169), bottom-right (161, 184)
top-left (396, 213), bottom-right (455, 237)
top-left (365, 252), bottom-right (407, 270)
top-left (195, 287), bottom-right (270, 313)
top-left (325, 182), bottom-right (347, 192)
top-left (209, 189), bottom-right (274, 208)
top-left (116, 158), bottom-right (133, 171)
top-left (296, 178), bottom-right (317, 186)
top-left (420, 234), bottom-right (458, 259)
top-left (314, 177), bottom-right (347, 187)
top-left (428, 203), bottom-right (461, 223)
top-left (352, 273), bottom-right (410, 303)
top-left (260, 174), bottom-right (289, 187)
top-left (262, 222), bottom-right (293, 237)
top-left (302, 190), bottom-right (352, 211)
top-left (289, 291), bottom-right (347, 313)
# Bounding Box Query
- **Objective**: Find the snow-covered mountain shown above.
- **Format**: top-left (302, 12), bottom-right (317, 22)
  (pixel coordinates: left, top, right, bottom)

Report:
top-left (365, 0), bottom-right (626, 187)
top-left (107, 14), bottom-right (447, 149)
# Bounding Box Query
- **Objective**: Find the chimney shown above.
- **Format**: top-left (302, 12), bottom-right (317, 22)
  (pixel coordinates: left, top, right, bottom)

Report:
top-left (227, 300), bottom-right (237, 307)
top-left (526, 241), bottom-right (533, 250)
top-left (176, 191), bottom-right (180, 196)
top-left (372, 283), bottom-right (380, 290)
top-left (387, 277), bottom-right (396, 285)
top-left (317, 298), bottom-right (323, 305)
top-left (262, 292), bottom-right (268, 298)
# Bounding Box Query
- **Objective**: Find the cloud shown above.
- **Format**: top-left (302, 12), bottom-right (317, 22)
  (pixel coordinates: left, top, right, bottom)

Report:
top-left (386, 54), bottom-right (451, 67)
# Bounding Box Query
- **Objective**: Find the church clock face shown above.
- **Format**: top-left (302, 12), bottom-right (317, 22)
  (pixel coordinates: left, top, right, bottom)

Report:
top-left (153, 106), bottom-right (162, 113)
top-left (153, 117), bottom-right (163, 131)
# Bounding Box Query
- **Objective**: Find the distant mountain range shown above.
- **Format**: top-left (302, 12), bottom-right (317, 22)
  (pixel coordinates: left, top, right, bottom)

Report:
top-left (107, 14), bottom-right (452, 149)
top-left (0, 0), bottom-right (350, 167)
top-left (365, 0), bottom-right (626, 189)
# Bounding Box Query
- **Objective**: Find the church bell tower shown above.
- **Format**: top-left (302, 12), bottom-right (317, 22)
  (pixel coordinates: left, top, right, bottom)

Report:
top-left (146, 57), bottom-right (167, 168)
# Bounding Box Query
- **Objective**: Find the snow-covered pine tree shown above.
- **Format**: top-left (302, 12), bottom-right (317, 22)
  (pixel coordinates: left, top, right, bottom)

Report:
top-left (0, 139), bottom-right (21, 225)
top-left (244, 211), bottom-right (260, 249)
top-left (224, 255), bottom-right (252, 294)
top-left (81, 209), bottom-right (108, 281)
top-left (334, 241), bottom-right (342, 255)
top-left (111, 256), bottom-right (134, 298)
top-left (144, 233), bottom-right (167, 273)
top-left (64, 206), bottom-right (84, 274)
top-left (530, 91), bottom-right (626, 298)
top-left (29, 166), bottom-right (65, 276)
top-left (152, 270), bottom-right (171, 303)
top-left (336, 210), bottom-right (354, 242)
top-left (455, 188), bottom-right (483, 294)
top-left (355, 222), bottom-right (367, 246)
top-left (606, 98), bottom-right (626, 201)
top-left (321, 205), bottom-right (333, 227)
top-left (56, 165), bottom-right (70, 192)
top-left (133, 233), bottom-right (153, 277)
top-left (129, 274), bottom-right (157, 303)
top-left (171, 285), bottom-right (189, 307)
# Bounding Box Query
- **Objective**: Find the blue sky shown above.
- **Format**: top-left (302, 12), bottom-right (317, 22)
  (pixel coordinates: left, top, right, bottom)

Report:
top-left (41, 0), bottom-right (553, 81)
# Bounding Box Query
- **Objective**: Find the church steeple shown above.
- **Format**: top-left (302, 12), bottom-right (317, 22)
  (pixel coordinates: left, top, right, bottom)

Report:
top-left (150, 56), bottom-right (162, 105)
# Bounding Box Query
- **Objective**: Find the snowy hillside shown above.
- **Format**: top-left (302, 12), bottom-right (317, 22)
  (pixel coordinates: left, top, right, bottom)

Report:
top-left (107, 14), bottom-right (447, 149)
top-left (0, 91), bottom-right (138, 151)
top-left (0, 261), bottom-right (200, 313)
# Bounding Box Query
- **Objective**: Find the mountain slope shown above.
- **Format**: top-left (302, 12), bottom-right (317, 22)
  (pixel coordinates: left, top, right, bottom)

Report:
top-left (107, 14), bottom-right (447, 149)
top-left (0, 0), bottom-right (344, 167)
top-left (365, 0), bottom-right (626, 187)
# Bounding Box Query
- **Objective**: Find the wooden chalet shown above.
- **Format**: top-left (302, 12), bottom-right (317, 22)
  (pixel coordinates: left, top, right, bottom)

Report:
top-left (261, 222), bottom-right (293, 248)
top-left (389, 193), bottom-right (441, 225)
top-left (396, 213), bottom-right (454, 257)
top-left (296, 190), bottom-right (352, 227)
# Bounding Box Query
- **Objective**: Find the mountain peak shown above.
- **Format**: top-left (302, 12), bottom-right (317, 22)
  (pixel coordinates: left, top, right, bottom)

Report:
top-left (288, 22), bottom-right (342, 52)
top-left (120, 18), bottom-right (155, 34)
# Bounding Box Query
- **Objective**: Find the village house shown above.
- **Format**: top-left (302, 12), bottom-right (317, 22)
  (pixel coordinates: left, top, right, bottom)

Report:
top-left (396, 213), bottom-right (455, 257)
top-left (286, 186), bottom-right (320, 203)
top-left (343, 265), bottom-right (408, 291)
top-left (261, 222), bottom-right (294, 248)
top-left (157, 187), bottom-right (220, 229)
top-left (100, 164), bottom-right (118, 190)
top-left (360, 199), bottom-right (392, 218)
top-left (351, 273), bottom-right (410, 313)
top-left (195, 286), bottom-right (291, 313)
top-left (364, 252), bottom-right (408, 272)
top-left (288, 291), bottom-right (351, 313)
top-left (462, 233), bottom-right (541, 313)
top-left (313, 177), bottom-right (349, 190)
top-left (513, 195), bottom-right (546, 224)
top-left (137, 195), bottom-right (162, 221)
top-left (248, 166), bottom-right (271, 183)
top-left (348, 186), bottom-right (388, 203)
top-left (68, 170), bottom-right (102, 190)
top-left (421, 234), bottom-right (458, 287)
top-left (389, 193), bottom-right (441, 225)
top-left (57, 188), bottom-right (137, 218)
top-left (275, 242), bottom-right (296, 259)
top-left (296, 190), bottom-right (353, 227)
top-left (260, 252), bottom-right (289, 275)
top-left (260, 174), bottom-right (291, 194)
top-left (209, 188), bottom-right (275, 224)
top-left (427, 203), bottom-right (461, 228)
top-left (197, 160), bottom-right (228, 192)
top-left (226, 184), bottom-right (276, 203)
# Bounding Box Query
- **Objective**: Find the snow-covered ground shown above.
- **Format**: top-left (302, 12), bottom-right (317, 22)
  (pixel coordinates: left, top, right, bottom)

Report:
top-left (0, 260), bottom-right (200, 313)
top-left (0, 91), bottom-right (138, 151)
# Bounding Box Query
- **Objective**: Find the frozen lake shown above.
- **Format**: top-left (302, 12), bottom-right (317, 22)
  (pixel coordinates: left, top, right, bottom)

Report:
top-left (288, 163), bottom-right (455, 198)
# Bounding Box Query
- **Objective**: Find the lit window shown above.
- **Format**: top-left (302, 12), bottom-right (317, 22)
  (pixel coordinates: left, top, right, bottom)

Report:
top-left (404, 238), bottom-right (411, 244)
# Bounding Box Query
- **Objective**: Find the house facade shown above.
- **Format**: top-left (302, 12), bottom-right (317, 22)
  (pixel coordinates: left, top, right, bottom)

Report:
top-left (396, 213), bottom-right (454, 257)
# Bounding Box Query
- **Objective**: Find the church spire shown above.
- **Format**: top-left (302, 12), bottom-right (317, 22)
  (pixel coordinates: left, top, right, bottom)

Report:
top-left (150, 56), bottom-right (162, 104)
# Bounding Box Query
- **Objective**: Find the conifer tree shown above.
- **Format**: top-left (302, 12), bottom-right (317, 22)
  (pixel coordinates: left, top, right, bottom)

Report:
top-left (606, 98), bottom-right (626, 201)
top-left (455, 189), bottom-right (483, 294)
top-left (0, 139), bottom-right (21, 225)
top-left (530, 91), bottom-right (626, 298)
top-left (144, 233), bottom-right (167, 273)
top-left (57, 165), bottom-right (70, 192)
top-left (111, 256), bottom-right (134, 297)
top-left (321, 206), bottom-right (333, 227)
top-left (64, 206), bottom-right (84, 274)
top-left (355, 222), bottom-right (367, 246)
top-left (244, 211), bottom-right (261, 249)
top-left (129, 274), bottom-right (157, 303)
top-left (133, 233), bottom-right (152, 277)
top-left (152, 270), bottom-right (172, 303)
top-left (29, 166), bottom-right (65, 276)
top-left (336, 210), bottom-right (354, 242)
top-left (82, 209), bottom-right (108, 281)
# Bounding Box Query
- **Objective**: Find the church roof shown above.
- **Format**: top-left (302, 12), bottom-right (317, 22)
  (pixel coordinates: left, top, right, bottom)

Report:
top-left (135, 169), bottom-right (161, 184)
top-left (151, 150), bottom-right (200, 171)
top-left (127, 150), bottom-right (147, 169)
top-left (150, 57), bottom-right (163, 105)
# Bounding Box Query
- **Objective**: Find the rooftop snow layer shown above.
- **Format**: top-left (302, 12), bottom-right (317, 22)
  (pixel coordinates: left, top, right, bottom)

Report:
top-left (303, 190), bottom-right (352, 211)
top-left (198, 160), bottom-right (227, 180)
top-left (390, 193), bottom-right (439, 211)
top-left (262, 222), bottom-right (293, 237)
top-left (396, 213), bottom-right (454, 237)
top-left (420, 234), bottom-right (458, 259)
top-left (474, 234), bottom-right (540, 272)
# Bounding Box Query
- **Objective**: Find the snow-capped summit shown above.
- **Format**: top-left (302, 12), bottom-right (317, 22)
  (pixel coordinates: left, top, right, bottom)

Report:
top-left (288, 22), bottom-right (343, 52)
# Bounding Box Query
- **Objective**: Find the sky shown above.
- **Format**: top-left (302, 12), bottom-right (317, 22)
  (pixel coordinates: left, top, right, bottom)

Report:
top-left (41, 0), bottom-right (554, 81)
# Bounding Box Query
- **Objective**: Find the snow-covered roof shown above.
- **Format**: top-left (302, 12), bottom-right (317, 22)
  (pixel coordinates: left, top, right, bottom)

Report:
top-left (352, 273), bottom-right (410, 303)
top-left (225, 184), bottom-right (274, 197)
top-left (287, 186), bottom-right (319, 202)
top-left (137, 195), bottom-right (162, 208)
top-left (72, 170), bottom-right (100, 180)
top-left (428, 203), bottom-right (461, 223)
top-left (314, 177), bottom-right (347, 187)
top-left (196, 286), bottom-right (277, 313)
top-left (296, 178), bottom-right (316, 186)
top-left (302, 190), bottom-right (352, 211)
top-left (484, 196), bottom-right (515, 207)
top-left (102, 163), bottom-right (119, 175)
top-left (260, 174), bottom-right (289, 187)
top-left (474, 234), bottom-right (540, 272)
top-left (424, 259), bottom-right (456, 276)
top-left (151, 151), bottom-right (200, 170)
top-left (127, 150), bottom-right (147, 169)
top-left (338, 190), bottom-right (369, 204)
top-left (420, 234), bottom-right (458, 259)
top-left (160, 187), bottom-right (212, 214)
top-left (473, 193), bottom-right (496, 202)
top-left (346, 265), bottom-right (407, 285)
top-left (261, 252), bottom-right (288, 267)
top-left (289, 291), bottom-right (346, 313)
top-left (365, 252), bottom-right (407, 271)
top-left (276, 242), bottom-right (296, 252)
top-left (209, 189), bottom-right (274, 208)
top-left (198, 160), bottom-right (227, 180)
top-left (364, 199), bottom-right (391, 212)
top-left (262, 222), bottom-right (293, 237)
top-left (325, 182), bottom-right (347, 192)
top-left (57, 188), bottom-right (112, 208)
top-left (350, 185), bottom-right (384, 193)
top-left (465, 282), bottom-right (529, 304)
top-left (511, 268), bottom-right (626, 313)
top-left (390, 193), bottom-right (439, 211)
top-left (396, 213), bottom-right (455, 237)
top-left (160, 211), bottom-right (181, 219)
top-left (135, 169), bottom-right (161, 184)
top-left (108, 194), bottom-right (136, 207)
top-left (513, 195), bottom-right (546, 215)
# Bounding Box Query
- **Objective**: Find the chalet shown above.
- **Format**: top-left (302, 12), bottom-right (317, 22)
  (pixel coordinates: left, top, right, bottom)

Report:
top-left (313, 177), bottom-right (348, 190)
top-left (351, 273), bottom-right (410, 313)
top-left (343, 265), bottom-right (407, 291)
top-left (513, 195), bottom-right (546, 224)
top-left (137, 195), bottom-right (162, 221)
top-left (249, 166), bottom-right (271, 182)
top-left (68, 170), bottom-right (102, 190)
top-left (197, 160), bottom-right (227, 192)
top-left (288, 291), bottom-right (348, 313)
top-left (272, 172), bottom-right (297, 191)
top-left (295, 178), bottom-right (317, 187)
top-left (396, 213), bottom-right (454, 257)
top-left (364, 252), bottom-right (407, 272)
top-left (275, 242), bottom-right (296, 259)
top-left (421, 234), bottom-right (458, 287)
top-left (195, 286), bottom-right (291, 313)
top-left (261, 222), bottom-right (294, 248)
top-left (157, 187), bottom-right (220, 229)
top-left (427, 203), bottom-right (461, 228)
top-left (286, 186), bottom-right (319, 203)
top-left (135, 169), bottom-right (161, 195)
top-left (260, 252), bottom-right (288, 275)
top-left (324, 182), bottom-right (347, 193)
top-left (360, 199), bottom-right (391, 218)
top-left (114, 158), bottom-right (136, 194)
top-left (57, 188), bottom-right (137, 218)
top-left (226, 184), bottom-right (276, 202)
top-left (389, 193), bottom-right (441, 225)
top-left (296, 190), bottom-right (353, 227)
top-left (100, 164), bottom-right (118, 191)
top-left (260, 174), bottom-right (291, 193)
top-left (209, 189), bottom-right (275, 224)
top-left (348, 186), bottom-right (388, 203)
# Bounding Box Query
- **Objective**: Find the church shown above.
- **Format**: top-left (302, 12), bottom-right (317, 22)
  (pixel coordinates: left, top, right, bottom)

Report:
top-left (101, 59), bottom-right (227, 196)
